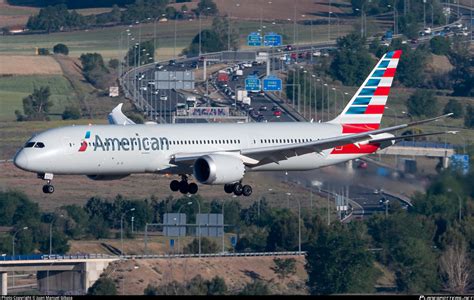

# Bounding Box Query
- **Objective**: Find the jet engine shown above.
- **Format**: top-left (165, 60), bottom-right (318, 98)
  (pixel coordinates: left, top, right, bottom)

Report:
top-left (86, 174), bottom-right (130, 181)
top-left (193, 154), bottom-right (245, 185)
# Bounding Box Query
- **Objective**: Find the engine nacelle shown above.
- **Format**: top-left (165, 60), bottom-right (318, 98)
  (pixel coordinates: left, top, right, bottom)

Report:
top-left (193, 154), bottom-right (245, 185)
top-left (86, 174), bottom-right (130, 181)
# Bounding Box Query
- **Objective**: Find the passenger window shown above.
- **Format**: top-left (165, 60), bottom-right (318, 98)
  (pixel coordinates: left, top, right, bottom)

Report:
top-left (25, 142), bottom-right (35, 148)
top-left (35, 142), bottom-right (45, 148)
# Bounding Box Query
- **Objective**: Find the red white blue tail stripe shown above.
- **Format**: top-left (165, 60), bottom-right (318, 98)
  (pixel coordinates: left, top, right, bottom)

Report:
top-left (329, 50), bottom-right (402, 134)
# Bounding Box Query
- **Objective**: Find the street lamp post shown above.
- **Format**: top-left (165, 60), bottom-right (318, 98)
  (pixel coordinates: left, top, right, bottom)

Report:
top-left (49, 214), bottom-right (64, 256)
top-left (329, 11), bottom-right (340, 39)
top-left (297, 198), bottom-right (301, 254)
top-left (447, 188), bottom-right (463, 222)
top-left (121, 208), bottom-right (135, 257)
top-left (12, 227), bottom-right (28, 287)
top-left (177, 203), bottom-right (192, 254)
top-left (286, 192), bottom-right (291, 209)
top-left (188, 198), bottom-right (201, 256)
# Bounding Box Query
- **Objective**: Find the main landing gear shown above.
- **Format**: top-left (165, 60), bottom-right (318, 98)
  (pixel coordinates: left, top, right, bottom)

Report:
top-left (38, 173), bottom-right (54, 194)
top-left (224, 182), bottom-right (252, 197)
top-left (169, 175), bottom-right (198, 195)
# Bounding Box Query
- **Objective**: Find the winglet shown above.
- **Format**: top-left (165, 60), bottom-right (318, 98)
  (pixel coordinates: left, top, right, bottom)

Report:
top-left (108, 103), bottom-right (136, 125)
top-left (407, 113), bottom-right (453, 127)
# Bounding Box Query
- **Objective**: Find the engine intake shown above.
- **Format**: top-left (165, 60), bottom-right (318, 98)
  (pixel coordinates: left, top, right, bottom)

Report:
top-left (193, 154), bottom-right (245, 185)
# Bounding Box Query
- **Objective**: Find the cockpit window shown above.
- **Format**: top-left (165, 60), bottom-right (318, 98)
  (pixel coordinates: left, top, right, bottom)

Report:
top-left (24, 142), bottom-right (35, 148)
top-left (34, 142), bottom-right (45, 148)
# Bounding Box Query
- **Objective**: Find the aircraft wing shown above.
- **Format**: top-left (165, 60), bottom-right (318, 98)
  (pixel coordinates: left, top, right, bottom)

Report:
top-left (108, 103), bottom-right (136, 125)
top-left (172, 114), bottom-right (453, 166)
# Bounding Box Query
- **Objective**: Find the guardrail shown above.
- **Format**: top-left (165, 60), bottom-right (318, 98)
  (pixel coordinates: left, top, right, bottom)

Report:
top-left (0, 251), bottom-right (306, 262)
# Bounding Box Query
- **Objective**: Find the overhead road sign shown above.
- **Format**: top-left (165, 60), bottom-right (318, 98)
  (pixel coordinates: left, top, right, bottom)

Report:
top-left (247, 32), bottom-right (262, 47)
top-left (262, 75), bottom-right (282, 91)
top-left (245, 75), bottom-right (261, 92)
top-left (264, 33), bottom-right (282, 47)
top-left (451, 154), bottom-right (469, 175)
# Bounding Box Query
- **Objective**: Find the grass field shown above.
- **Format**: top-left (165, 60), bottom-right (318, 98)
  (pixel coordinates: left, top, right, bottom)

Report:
top-left (0, 19), bottom-right (354, 60)
top-left (0, 75), bottom-right (75, 121)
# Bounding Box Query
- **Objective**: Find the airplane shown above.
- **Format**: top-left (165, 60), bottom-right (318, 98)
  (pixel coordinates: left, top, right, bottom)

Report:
top-left (13, 50), bottom-right (454, 196)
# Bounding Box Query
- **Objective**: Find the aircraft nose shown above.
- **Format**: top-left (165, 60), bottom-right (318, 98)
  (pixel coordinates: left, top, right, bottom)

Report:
top-left (14, 150), bottom-right (29, 170)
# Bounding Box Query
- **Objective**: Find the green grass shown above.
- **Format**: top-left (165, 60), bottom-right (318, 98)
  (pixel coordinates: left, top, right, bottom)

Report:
top-left (0, 75), bottom-right (75, 121)
top-left (0, 19), bottom-right (354, 60)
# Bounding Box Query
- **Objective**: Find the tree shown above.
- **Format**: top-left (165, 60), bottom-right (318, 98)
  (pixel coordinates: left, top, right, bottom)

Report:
top-left (449, 38), bottom-right (473, 97)
top-left (108, 59), bottom-right (119, 69)
top-left (184, 237), bottom-right (219, 254)
top-left (330, 33), bottom-right (374, 86)
top-left (396, 46), bottom-right (429, 87)
top-left (22, 86), bottom-right (53, 121)
top-left (465, 105), bottom-right (474, 128)
top-left (430, 36), bottom-right (450, 55)
top-left (443, 99), bottom-right (463, 119)
top-left (239, 280), bottom-right (271, 295)
top-left (196, 0), bottom-right (218, 16)
top-left (53, 43), bottom-right (69, 55)
top-left (406, 90), bottom-right (439, 117)
top-left (206, 276), bottom-right (227, 295)
top-left (306, 222), bottom-right (378, 294)
top-left (125, 112), bottom-right (144, 124)
top-left (126, 40), bottom-right (154, 66)
top-left (62, 106), bottom-right (81, 120)
top-left (272, 258), bottom-right (297, 279)
top-left (265, 209), bottom-right (301, 251)
top-left (87, 277), bottom-right (117, 295)
top-left (80, 52), bottom-right (110, 88)
top-left (439, 242), bottom-right (472, 294)
top-left (184, 29), bottom-right (224, 56)
top-left (144, 284), bottom-right (159, 295)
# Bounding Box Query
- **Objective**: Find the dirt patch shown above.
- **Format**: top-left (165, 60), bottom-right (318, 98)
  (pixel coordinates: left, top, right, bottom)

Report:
top-left (0, 0), bottom-right (38, 28)
top-left (0, 55), bottom-right (63, 75)
top-left (104, 255), bottom-right (308, 295)
top-left (426, 54), bottom-right (454, 74)
top-left (169, 0), bottom-right (345, 21)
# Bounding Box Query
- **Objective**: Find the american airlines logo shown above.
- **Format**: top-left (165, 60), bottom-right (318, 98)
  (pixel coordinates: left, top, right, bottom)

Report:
top-left (79, 131), bottom-right (170, 152)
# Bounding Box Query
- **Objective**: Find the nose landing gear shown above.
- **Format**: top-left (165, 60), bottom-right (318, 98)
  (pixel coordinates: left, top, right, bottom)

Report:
top-left (169, 175), bottom-right (198, 195)
top-left (38, 173), bottom-right (54, 194)
top-left (224, 182), bottom-right (252, 197)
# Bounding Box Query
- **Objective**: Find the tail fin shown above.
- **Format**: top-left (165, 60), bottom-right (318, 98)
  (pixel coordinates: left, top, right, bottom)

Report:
top-left (328, 50), bottom-right (402, 133)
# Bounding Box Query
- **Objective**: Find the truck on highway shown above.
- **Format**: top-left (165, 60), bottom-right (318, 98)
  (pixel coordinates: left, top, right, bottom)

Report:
top-left (236, 90), bottom-right (248, 104)
top-left (235, 69), bottom-right (243, 76)
top-left (217, 71), bottom-right (230, 85)
top-left (242, 96), bottom-right (251, 106)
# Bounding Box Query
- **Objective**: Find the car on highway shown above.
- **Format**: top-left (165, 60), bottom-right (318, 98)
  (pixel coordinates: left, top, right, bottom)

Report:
top-left (190, 61), bottom-right (198, 68)
top-left (242, 62), bottom-right (252, 68)
top-left (272, 105), bottom-right (279, 111)
top-left (273, 110), bottom-right (282, 117)
top-left (312, 50), bottom-right (321, 57)
top-left (290, 53), bottom-right (297, 60)
top-left (256, 115), bottom-right (265, 122)
top-left (160, 94), bottom-right (168, 101)
top-left (285, 44), bottom-right (293, 51)
top-left (168, 59), bottom-right (176, 66)
top-left (259, 105), bottom-right (268, 111)
top-left (155, 64), bottom-right (163, 70)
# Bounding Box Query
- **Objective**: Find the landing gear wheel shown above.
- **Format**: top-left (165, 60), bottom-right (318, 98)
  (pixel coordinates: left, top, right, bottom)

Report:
top-left (224, 184), bottom-right (234, 194)
top-left (179, 181), bottom-right (189, 194)
top-left (242, 185), bottom-right (252, 197)
top-left (42, 184), bottom-right (54, 194)
top-left (170, 180), bottom-right (180, 192)
top-left (233, 183), bottom-right (243, 196)
top-left (188, 183), bottom-right (198, 194)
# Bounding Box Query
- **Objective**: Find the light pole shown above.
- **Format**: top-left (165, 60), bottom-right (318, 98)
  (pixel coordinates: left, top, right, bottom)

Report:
top-left (286, 192), bottom-right (291, 208)
top-left (297, 198), bottom-right (301, 254)
top-left (49, 214), bottom-right (64, 256)
top-left (121, 208), bottom-right (135, 257)
top-left (447, 188), bottom-right (462, 222)
top-left (177, 202), bottom-right (191, 254)
top-left (221, 199), bottom-right (226, 253)
top-left (329, 11), bottom-right (340, 39)
top-left (12, 226), bottom-right (28, 287)
top-left (328, 0), bottom-right (332, 41)
top-left (423, 0), bottom-right (427, 28)
top-left (188, 198), bottom-right (201, 256)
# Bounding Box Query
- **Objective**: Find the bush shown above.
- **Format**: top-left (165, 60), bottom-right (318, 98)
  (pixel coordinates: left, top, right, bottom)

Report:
top-left (430, 36), bottom-right (450, 55)
top-left (108, 59), bottom-right (119, 69)
top-left (53, 43), bottom-right (69, 55)
top-left (62, 106), bottom-right (81, 120)
top-left (87, 277), bottom-right (117, 295)
top-left (464, 105), bottom-right (474, 128)
top-left (406, 90), bottom-right (439, 117)
top-left (443, 99), bottom-right (463, 118)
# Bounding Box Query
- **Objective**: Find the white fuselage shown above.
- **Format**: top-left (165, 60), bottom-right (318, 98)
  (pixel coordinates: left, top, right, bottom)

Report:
top-left (14, 122), bottom-right (372, 178)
